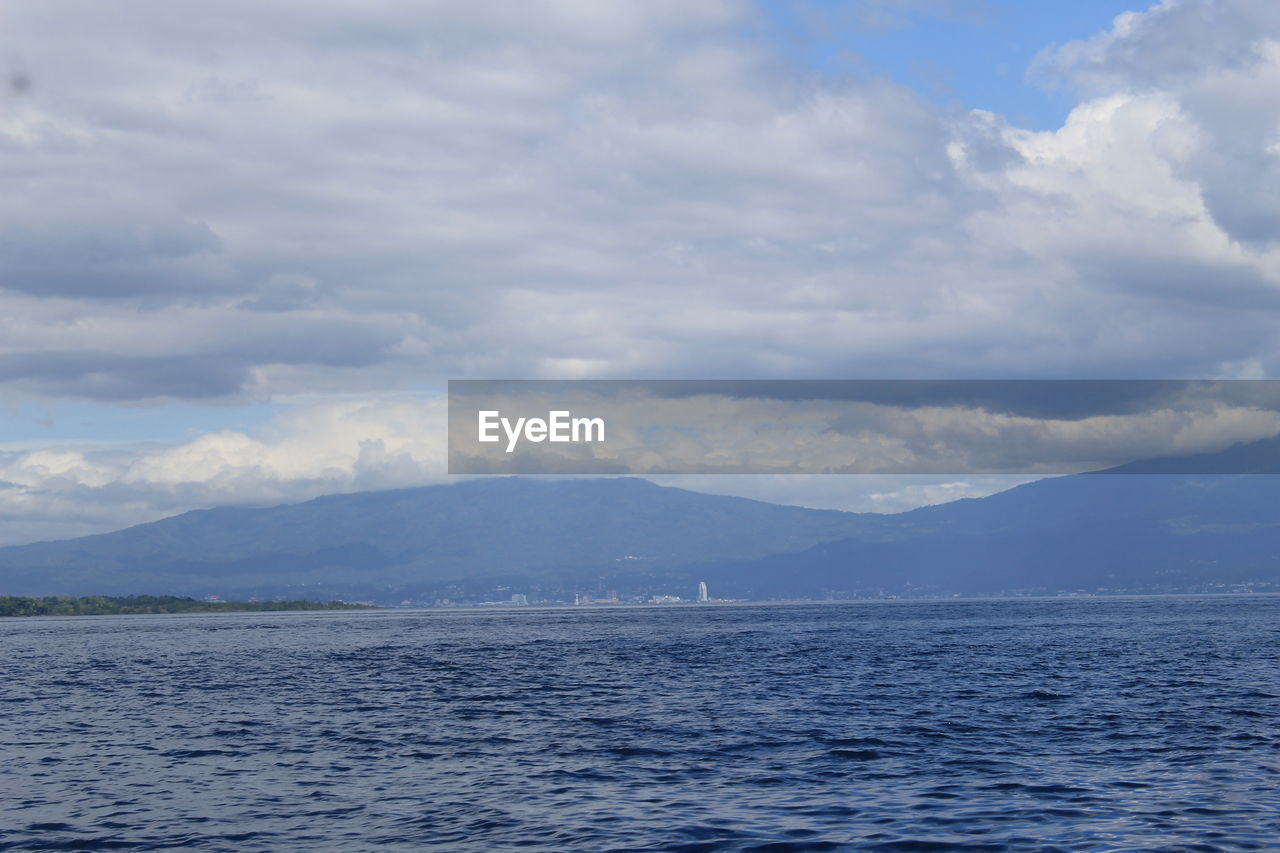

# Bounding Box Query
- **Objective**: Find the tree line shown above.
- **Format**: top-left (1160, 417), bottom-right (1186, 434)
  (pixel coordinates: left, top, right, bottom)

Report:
top-left (0, 595), bottom-right (377, 617)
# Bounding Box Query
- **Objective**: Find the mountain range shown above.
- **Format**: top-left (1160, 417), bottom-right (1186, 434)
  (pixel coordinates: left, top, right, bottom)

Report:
top-left (2, 436), bottom-right (1279, 602)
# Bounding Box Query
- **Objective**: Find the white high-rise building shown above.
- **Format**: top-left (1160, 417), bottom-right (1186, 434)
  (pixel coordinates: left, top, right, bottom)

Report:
top-left (697, 581), bottom-right (709, 603)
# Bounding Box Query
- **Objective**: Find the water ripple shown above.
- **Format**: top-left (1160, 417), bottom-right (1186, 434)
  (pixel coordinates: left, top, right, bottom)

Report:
top-left (3, 597), bottom-right (1280, 850)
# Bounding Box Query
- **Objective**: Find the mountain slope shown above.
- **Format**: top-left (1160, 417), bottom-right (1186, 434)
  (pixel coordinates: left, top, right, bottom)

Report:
top-left (4, 437), bottom-right (1280, 602)
top-left (0, 477), bottom-right (884, 598)
top-left (704, 473), bottom-right (1280, 598)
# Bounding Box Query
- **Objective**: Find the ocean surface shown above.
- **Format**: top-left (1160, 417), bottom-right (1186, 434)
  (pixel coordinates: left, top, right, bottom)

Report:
top-left (2, 597), bottom-right (1279, 852)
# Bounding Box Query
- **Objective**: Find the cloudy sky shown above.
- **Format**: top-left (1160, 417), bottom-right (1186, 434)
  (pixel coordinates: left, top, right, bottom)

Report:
top-left (2, 0), bottom-right (1279, 544)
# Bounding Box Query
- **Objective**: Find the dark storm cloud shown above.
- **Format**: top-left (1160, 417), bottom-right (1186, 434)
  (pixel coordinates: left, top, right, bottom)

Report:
top-left (0, 218), bottom-right (228, 299)
top-left (0, 312), bottom-right (408, 399)
top-left (0, 351), bottom-right (249, 399)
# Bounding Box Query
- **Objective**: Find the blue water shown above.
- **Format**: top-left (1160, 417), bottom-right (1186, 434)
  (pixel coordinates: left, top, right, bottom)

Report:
top-left (3, 597), bottom-right (1279, 851)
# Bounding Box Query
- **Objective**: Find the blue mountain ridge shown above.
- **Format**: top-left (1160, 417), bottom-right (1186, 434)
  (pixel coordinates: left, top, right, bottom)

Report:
top-left (2, 436), bottom-right (1278, 601)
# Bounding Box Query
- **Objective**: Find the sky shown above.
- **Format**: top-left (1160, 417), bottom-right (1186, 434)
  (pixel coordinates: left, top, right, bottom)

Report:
top-left (2, 0), bottom-right (1280, 545)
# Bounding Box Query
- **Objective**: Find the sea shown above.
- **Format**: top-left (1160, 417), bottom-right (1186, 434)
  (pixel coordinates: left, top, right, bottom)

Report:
top-left (2, 596), bottom-right (1279, 851)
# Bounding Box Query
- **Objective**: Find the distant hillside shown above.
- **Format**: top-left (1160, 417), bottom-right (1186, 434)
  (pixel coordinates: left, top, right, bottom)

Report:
top-left (3, 438), bottom-right (1279, 603)
top-left (690, 436), bottom-right (1280, 599)
top-left (701, 473), bottom-right (1280, 599)
top-left (0, 595), bottom-right (374, 618)
top-left (0, 477), bottom-right (882, 600)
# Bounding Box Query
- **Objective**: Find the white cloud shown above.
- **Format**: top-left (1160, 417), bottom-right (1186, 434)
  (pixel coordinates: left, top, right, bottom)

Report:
top-left (1033, 0), bottom-right (1280, 249)
top-left (6, 0), bottom-right (1277, 404)
top-left (0, 397), bottom-right (449, 544)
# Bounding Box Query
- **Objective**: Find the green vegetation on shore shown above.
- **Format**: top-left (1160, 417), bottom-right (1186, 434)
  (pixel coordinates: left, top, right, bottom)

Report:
top-left (0, 595), bottom-right (377, 618)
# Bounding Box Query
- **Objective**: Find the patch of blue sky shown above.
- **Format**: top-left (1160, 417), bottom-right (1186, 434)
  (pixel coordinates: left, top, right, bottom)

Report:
top-left (753, 0), bottom-right (1152, 128)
